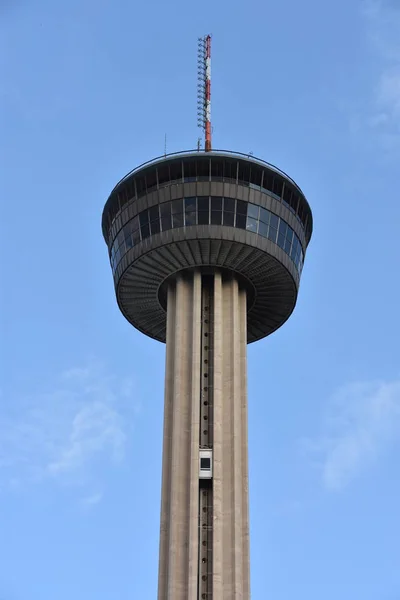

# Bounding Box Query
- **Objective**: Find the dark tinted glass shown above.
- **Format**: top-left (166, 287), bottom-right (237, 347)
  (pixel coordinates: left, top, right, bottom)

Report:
top-left (250, 165), bottom-right (262, 187)
top-left (236, 200), bottom-right (247, 216)
top-left (211, 197), bottom-right (222, 210)
top-left (185, 197), bottom-right (196, 211)
top-left (172, 212), bottom-right (184, 227)
top-left (169, 161), bottom-right (182, 182)
top-left (224, 159), bottom-right (237, 181)
top-left (211, 210), bottom-right (222, 225)
top-left (200, 457), bottom-right (211, 470)
top-left (160, 203), bottom-right (172, 231)
top-left (139, 211), bottom-right (149, 226)
top-left (171, 199), bottom-right (183, 214)
top-left (150, 219), bottom-right (160, 234)
top-left (184, 160), bottom-right (196, 180)
top-left (141, 223), bottom-right (150, 239)
top-left (236, 214), bottom-right (246, 229)
top-left (198, 210), bottom-right (209, 225)
top-left (223, 211), bottom-right (235, 226)
top-left (197, 158), bottom-right (209, 179)
top-left (272, 177), bottom-right (283, 198)
top-left (157, 165), bottom-right (170, 186)
top-left (263, 171), bottom-right (273, 192)
top-left (185, 211), bottom-right (196, 225)
top-left (198, 196), bottom-right (209, 212)
top-left (238, 162), bottom-right (250, 184)
top-left (146, 170), bottom-right (157, 191)
top-left (224, 198), bottom-right (235, 212)
top-left (211, 159), bottom-right (223, 179)
top-left (136, 176), bottom-right (146, 196)
top-left (149, 205), bottom-right (159, 222)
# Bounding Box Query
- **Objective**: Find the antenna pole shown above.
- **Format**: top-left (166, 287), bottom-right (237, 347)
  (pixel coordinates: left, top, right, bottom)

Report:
top-left (197, 34), bottom-right (212, 152)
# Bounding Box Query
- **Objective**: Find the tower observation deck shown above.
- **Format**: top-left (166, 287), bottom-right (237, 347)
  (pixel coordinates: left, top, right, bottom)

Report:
top-left (102, 149), bottom-right (313, 599)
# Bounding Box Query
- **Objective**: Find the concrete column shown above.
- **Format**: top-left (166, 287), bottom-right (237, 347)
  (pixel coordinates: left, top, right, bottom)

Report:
top-left (158, 270), bottom-right (250, 600)
top-left (212, 273), bottom-right (250, 600)
top-left (157, 272), bottom-right (202, 600)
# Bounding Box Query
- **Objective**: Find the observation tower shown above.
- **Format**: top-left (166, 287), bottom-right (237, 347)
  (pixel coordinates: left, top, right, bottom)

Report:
top-left (102, 35), bottom-right (313, 600)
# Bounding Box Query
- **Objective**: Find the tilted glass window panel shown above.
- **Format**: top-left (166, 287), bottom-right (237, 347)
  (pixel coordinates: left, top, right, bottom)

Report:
top-left (141, 223), bottom-right (150, 239)
top-left (150, 219), bottom-right (160, 235)
top-left (286, 227), bottom-right (294, 243)
top-left (125, 229), bottom-right (133, 248)
top-left (139, 210), bottom-right (149, 226)
top-left (146, 171), bottom-right (157, 191)
top-left (158, 165), bottom-right (170, 186)
top-left (132, 229), bottom-right (141, 245)
top-left (235, 213), bottom-right (247, 229)
top-left (136, 176), bottom-right (146, 196)
top-left (211, 210), bottom-right (222, 225)
top-left (247, 203), bottom-right (259, 220)
top-left (198, 210), bottom-right (209, 225)
top-left (223, 197), bottom-right (235, 212)
top-left (223, 158), bottom-right (237, 181)
top-left (259, 207), bottom-right (270, 224)
top-left (283, 184), bottom-right (292, 205)
top-left (149, 205), bottom-right (159, 223)
top-left (161, 213), bottom-right (172, 231)
top-left (238, 162), bottom-right (251, 185)
top-left (284, 237), bottom-right (292, 254)
top-left (246, 217), bottom-right (258, 233)
top-left (197, 158), bottom-right (210, 180)
top-left (169, 161), bottom-right (183, 183)
top-left (171, 199), bottom-right (183, 214)
top-left (290, 192), bottom-right (299, 213)
top-left (258, 220), bottom-right (268, 238)
top-left (117, 229), bottom-right (125, 247)
top-left (183, 159), bottom-right (197, 181)
top-left (172, 212), bottom-right (184, 228)
top-left (211, 159), bottom-right (223, 179)
top-left (278, 220), bottom-right (288, 238)
top-left (277, 232), bottom-right (286, 249)
top-left (185, 197), bottom-right (196, 211)
top-left (223, 211), bottom-right (235, 226)
top-left (270, 213), bottom-right (279, 230)
top-left (268, 226), bottom-right (277, 243)
top-left (272, 177), bottom-right (283, 199)
top-left (250, 165), bottom-right (262, 188)
top-left (211, 197), bottom-right (222, 211)
top-left (198, 196), bottom-right (209, 212)
top-left (185, 211), bottom-right (196, 226)
top-left (262, 172), bottom-right (273, 193)
top-left (236, 200), bottom-right (247, 216)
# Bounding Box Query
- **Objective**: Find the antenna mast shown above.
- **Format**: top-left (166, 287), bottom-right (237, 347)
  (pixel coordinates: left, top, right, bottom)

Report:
top-left (197, 34), bottom-right (212, 152)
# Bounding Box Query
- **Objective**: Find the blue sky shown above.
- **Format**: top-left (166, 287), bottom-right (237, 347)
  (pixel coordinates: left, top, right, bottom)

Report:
top-left (1, 0), bottom-right (400, 597)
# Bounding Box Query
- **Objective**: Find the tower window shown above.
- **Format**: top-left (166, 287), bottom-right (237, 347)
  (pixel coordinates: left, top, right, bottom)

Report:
top-left (200, 457), bottom-right (211, 470)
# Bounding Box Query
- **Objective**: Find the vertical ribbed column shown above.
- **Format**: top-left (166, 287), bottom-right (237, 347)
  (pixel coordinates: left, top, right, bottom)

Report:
top-left (212, 272), bottom-right (250, 600)
top-left (158, 270), bottom-right (250, 600)
top-left (157, 272), bottom-right (202, 600)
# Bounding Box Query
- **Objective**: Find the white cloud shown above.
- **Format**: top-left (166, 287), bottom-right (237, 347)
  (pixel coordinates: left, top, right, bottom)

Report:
top-left (0, 363), bottom-right (138, 492)
top-left (81, 491), bottom-right (103, 507)
top-left (304, 379), bottom-right (400, 491)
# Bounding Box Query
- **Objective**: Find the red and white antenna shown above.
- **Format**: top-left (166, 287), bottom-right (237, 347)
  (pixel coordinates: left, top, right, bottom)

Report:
top-left (197, 35), bottom-right (212, 152)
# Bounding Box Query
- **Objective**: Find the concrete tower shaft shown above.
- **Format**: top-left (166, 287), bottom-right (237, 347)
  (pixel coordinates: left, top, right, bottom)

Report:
top-left (158, 271), bottom-right (249, 600)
